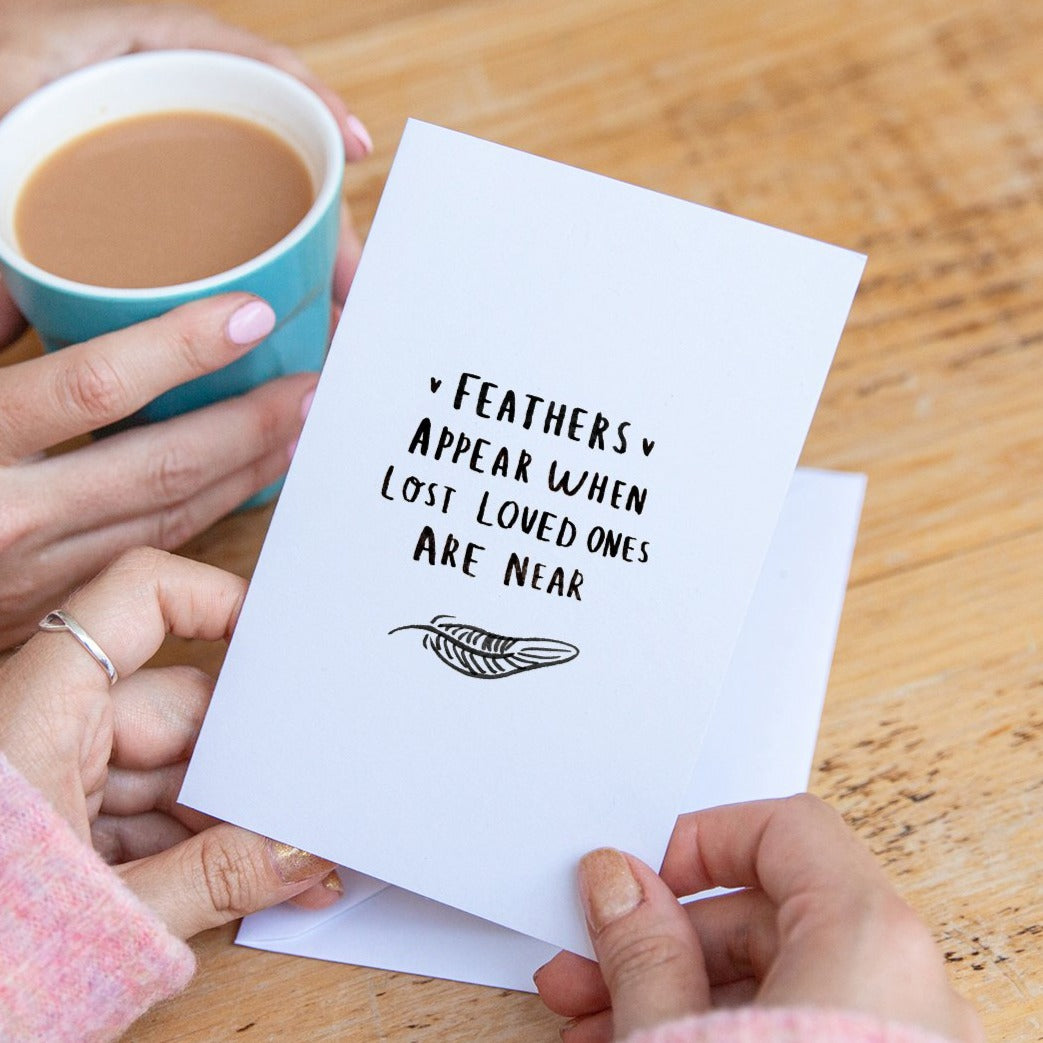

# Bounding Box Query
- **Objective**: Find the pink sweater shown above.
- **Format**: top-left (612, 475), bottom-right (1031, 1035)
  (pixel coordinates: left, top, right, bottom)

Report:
top-left (0, 753), bottom-right (956, 1043)
top-left (0, 753), bottom-right (194, 1041)
top-left (623, 1009), bottom-right (959, 1043)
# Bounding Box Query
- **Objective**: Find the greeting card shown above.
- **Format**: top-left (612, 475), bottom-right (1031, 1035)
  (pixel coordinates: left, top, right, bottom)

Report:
top-left (180, 120), bottom-right (865, 957)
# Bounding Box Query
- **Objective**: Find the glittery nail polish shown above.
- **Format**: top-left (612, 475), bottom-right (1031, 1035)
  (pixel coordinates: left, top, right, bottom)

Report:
top-left (579, 848), bottom-right (642, 932)
top-left (321, 869), bottom-right (344, 895)
top-left (267, 840), bottom-right (333, 883)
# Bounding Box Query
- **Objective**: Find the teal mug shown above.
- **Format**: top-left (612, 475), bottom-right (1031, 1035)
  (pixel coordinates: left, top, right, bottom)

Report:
top-left (0, 50), bottom-right (343, 500)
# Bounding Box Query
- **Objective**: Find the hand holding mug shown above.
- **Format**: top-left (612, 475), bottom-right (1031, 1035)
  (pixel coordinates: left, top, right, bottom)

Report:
top-left (0, 3), bottom-right (374, 645)
top-left (0, 294), bottom-right (317, 649)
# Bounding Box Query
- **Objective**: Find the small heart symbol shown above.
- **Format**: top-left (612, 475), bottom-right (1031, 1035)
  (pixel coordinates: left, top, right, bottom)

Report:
top-left (430, 377), bottom-right (442, 393)
top-left (642, 438), bottom-right (655, 457)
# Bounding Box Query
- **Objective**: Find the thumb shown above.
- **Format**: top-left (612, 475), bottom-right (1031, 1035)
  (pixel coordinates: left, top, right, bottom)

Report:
top-left (118, 823), bottom-right (337, 939)
top-left (579, 849), bottom-right (709, 1041)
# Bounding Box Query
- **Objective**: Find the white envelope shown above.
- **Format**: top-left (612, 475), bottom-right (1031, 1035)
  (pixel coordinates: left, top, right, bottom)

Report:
top-left (236, 468), bottom-right (865, 992)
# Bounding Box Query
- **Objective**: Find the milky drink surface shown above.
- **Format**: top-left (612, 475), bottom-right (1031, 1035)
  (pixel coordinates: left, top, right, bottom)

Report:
top-left (14, 110), bottom-right (314, 289)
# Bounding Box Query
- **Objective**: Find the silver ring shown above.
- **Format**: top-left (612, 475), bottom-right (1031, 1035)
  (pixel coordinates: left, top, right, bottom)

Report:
top-left (38, 610), bottom-right (119, 686)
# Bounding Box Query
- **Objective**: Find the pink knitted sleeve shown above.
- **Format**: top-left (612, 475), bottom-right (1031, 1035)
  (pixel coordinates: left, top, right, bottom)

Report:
top-left (621, 1007), bottom-right (959, 1043)
top-left (0, 753), bottom-right (195, 1042)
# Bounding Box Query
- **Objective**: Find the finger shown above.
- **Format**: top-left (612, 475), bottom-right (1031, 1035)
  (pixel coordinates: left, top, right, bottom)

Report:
top-left (28, 548), bottom-right (249, 689)
top-left (659, 795), bottom-right (888, 905)
top-left (53, 436), bottom-right (296, 565)
top-left (560, 1009), bottom-right (614, 1043)
top-left (93, 810), bottom-right (193, 864)
top-left (0, 293), bottom-right (275, 459)
top-left (663, 798), bottom-right (983, 1043)
top-left (30, 371), bottom-right (315, 530)
top-left (109, 665), bottom-right (212, 768)
top-left (127, 6), bottom-right (372, 160)
top-left (98, 760), bottom-right (222, 829)
top-left (0, 273), bottom-right (27, 347)
top-left (62, 438), bottom-right (292, 558)
top-left (0, 8), bottom-right (167, 113)
top-left (98, 761), bottom-right (217, 841)
top-left (330, 302), bottom-right (343, 345)
top-left (101, 763), bottom-right (186, 817)
top-left (540, 888), bottom-right (778, 1015)
top-left (709, 978), bottom-right (758, 1007)
top-left (533, 951), bottom-right (609, 1019)
top-left (580, 849), bottom-right (709, 1040)
top-left (333, 200), bottom-right (362, 303)
top-left (0, 6), bottom-right (370, 159)
top-left (288, 870), bottom-right (346, 911)
top-left (118, 824), bottom-right (337, 939)
top-left (681, 888), bottom-right (778, 986)
top-left (0, 439), bottom-right (291, 650)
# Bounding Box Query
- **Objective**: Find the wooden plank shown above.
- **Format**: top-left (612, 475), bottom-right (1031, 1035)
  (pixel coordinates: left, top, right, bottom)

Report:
top-left (4, 0), bottom-right (1041, 1037)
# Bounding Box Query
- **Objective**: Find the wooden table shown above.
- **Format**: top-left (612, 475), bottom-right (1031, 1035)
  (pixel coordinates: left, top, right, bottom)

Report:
top-left (15, 0), bottom-right (1043, 1038)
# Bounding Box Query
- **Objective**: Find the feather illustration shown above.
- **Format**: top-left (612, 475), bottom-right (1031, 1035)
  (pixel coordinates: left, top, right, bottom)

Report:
top-left (389, 614), bottom-right (579, 680)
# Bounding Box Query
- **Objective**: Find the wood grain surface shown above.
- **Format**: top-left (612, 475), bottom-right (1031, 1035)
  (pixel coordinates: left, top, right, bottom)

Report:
top-left (8, 0), bottom-right (1042, 1039)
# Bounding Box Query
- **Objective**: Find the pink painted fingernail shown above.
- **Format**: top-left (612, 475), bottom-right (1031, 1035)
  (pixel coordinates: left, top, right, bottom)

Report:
top-left (579, 848), bottom-right (642, 933)
top-left (345, 113), bottom-right (373, 155)
top-left (227, 299), bottom-right (276, 345)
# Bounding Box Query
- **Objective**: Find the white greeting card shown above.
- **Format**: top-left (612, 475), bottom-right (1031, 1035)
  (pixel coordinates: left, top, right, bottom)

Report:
top-left (180, 120), bottom-right (865, 957)
top-left (234, 468), bottom-right (866, 990)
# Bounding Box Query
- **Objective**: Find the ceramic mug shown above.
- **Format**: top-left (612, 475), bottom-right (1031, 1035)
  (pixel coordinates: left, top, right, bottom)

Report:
top-left (0, 49), bottom-right (342, 434)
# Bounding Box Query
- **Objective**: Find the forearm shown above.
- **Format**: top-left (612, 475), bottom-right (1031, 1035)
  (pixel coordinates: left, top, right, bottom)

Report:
top-left (0, 753), bottom-right (195, 1042)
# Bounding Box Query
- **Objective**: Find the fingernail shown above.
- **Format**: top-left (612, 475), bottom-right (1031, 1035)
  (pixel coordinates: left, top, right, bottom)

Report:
top-left (227, 299), bottom-right (276, 346)
top-left (300, 388), bottom-right (316, 422)
top-left (286, 438), bottom-right (299, 465)
top-left (267, 839), bottom-right (334, 883)
top-left (344, 112), bottom-right (373, 155)
top-left (321, 869), bottom-right (344, 896)
top-left (579, 848), bottom-right (642, 933)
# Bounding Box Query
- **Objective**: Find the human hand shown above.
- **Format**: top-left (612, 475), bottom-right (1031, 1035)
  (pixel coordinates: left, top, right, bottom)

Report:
top-left (0, 293), bottom-right (316, 649)
top-left (0, 0), bottom-right (369, 336)
top-left (534, 795), bottom-right (982, 1043)
top-left (0, 546), bottom-right (341, 938)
